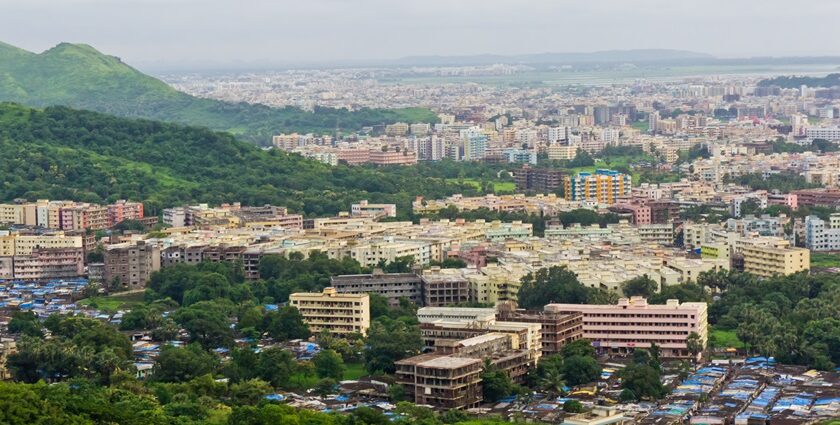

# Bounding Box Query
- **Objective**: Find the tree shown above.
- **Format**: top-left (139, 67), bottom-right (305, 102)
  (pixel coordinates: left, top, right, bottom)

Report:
top-left (388, 384), bottom-right (406, 402)
top-left (378, 255), bottom-right (415, 273)
top-left (230, 379), bottom-right (273, 405)
top-left (152, 344), bottom-right (218, 383)
top-left (313, 349), bottom-right (345, 380)
top-left (563, 400), bottom-right (584, 413)
top-left (368, 293), bottom-right (391, 320)
top-left (481, 360), bottom-right (518, 403)
top-left (7, 311), bottom-right (42, 337)
top-left (619, 363), bottom-right (666, 401)
top-left (440, 408), bottom-right (469, 424)
top-left (364, 318), bottom-right (422, 374)
top-left (569, 149), bottom-right (594, 167)
top-left (256, 347), bottom-right (296, 388)
top-left (527, 353), bottom-right (566, 392)
top-left (561, 339), bottom-right (596, 359)
top-left (313, 378), bottom-right (338, 399)
top-left (173, 300), bottom-right (234, 349)
top-left (621, 275), bottom-right (658, 298)
top-left (518, 266), bottom-right (590, 310)
top-left (351, 406), bottom-right (389, 425)
top-left (686, 332), bottom-right (704, 364)
top-left (560, 355), bottom-right (601, 386)
top-left (265, 307), bottom-right (310, 341)
top-left (619, 388), bottom-right (636, 402)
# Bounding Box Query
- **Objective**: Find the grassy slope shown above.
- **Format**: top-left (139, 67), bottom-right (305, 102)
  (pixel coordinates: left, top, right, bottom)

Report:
top-left (78, 291), bottom-right (146, 313)
top-left (709, 326), bottom-right (745, 350)
top-left (0, 42), bottom-right (437, 143)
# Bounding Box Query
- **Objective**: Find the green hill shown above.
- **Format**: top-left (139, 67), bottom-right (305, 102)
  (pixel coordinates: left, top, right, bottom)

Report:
top-left (0, 42), bottom-right (437, 144)
top-left (0, 103), bottom-right (472, 215)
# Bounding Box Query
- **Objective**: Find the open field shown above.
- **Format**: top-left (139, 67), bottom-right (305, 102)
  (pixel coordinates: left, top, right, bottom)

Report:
top-left (446, 178), bottom-right (516, 194)
top-left (810, 252), bottom-right (840, 269)
top-left (78, 291), bottom-right (146, 312)
top-left (710, 326), bottom-right (745, 350)
top-left (289, 361), bottom-right (367, 389)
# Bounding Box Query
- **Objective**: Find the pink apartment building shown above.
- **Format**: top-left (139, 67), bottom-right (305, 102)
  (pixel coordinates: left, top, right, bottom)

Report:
top-left (544, 296), bottom-right (707, 359)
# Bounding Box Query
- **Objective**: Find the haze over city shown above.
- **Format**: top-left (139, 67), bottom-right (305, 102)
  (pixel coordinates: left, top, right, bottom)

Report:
top-left (3, 0), bottom-right (840, 69)
top-left (2, 1), bottom-right (840, 424)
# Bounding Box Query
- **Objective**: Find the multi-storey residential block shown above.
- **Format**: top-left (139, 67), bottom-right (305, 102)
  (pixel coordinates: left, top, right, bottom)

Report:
top-left (330, 271), bottom-right (423, 306)
top-left (741, 244), bottom-right (809, 277)
top-left (564, 169), bottom-right (631, 205)
top-left (0, 230), bottom-right (83, 257)
top-left (794, 188), bottom-right (840, 209)
top-left (0, 339), bottom-right (16, 381)
top-left (385, 122), bottom-right (410, 136)
top-left (805, 214), bottom-right (840, 252)
top-left (107, 200), bottom-right (144, 226)
top-left (395, 354), bottom-right (483, 410)
top-left (289, 287), bottom-right (370, 337)
top-left (10, 247), bottom-right (84, 280)
top-left (514, 166), bottom-right (565, 193)
top-left (351, 200), bottom-right (397, 218)
top-left (638, 224), bottom-right (674, 245)
top-left (502, 148), bottom-right (537, 165)
top-left (805, 126), bottom-right (840, 141)
top-left (547, 144), bottom-right (577, 161)
top-left (546, 297), bottom-right (708, 359)
top-left (420, 268), bottom-right (471, 306)
top-left (103, 240), bottom-right (161, 289)
top-left (496, 304), bottom-right (584, 357)
top-left (59, 203), bottom-right (109, 231)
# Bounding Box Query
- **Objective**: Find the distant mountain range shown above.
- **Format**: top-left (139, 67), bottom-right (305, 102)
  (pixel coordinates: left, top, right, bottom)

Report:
top-left (391, 49), bottom-right (716, 66)
top-left (0, 41), bottom-right (436, 144)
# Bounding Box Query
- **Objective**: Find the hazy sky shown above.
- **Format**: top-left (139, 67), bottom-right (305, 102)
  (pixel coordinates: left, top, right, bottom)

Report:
top-left (2, 0), bottom-right (840, 69)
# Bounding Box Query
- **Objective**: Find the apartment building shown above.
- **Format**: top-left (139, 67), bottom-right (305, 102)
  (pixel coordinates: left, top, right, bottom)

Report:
top-left (351, 200), bottom-right (397, 218)
top-left (330, 271), bottom-right (423, 307)
top-left (794, 188), bottom-right (840, 209)
top-left (368, 148), bottom-right (418, 165)
top-left (10, 247), bottom-right (84, 280)
top-left (59, 204), bottom-right (109, 231)
top-left (466, 263), bottom-right (530, 304)
top-left (638, 224), bottom-right (674, 245)
top-left (741, 244), bottom-right (809, 277)
top-left (496, 305), bottom-right (584, 357)
top-left (547, 144), bottom-right (577, 161)
top-left (385, 122), bottom-right (410, 136)
top-left (545, 297), bottom-right (708, 359)
top-left (103, 240), bottom-right (161, 289)
top-left (289, 287), bottom-right (370, 337)
top-left (107, 200), bottom-right (144, 226)
top-left (513, 166), bottom-right (564, 193)
top-left (395, 354), bottom-right (483, 410)
top-left (564, 169), bottom-right (631, 205)
top-left (0, 231), bottom-right (83, 256)
top-left (805, 126), bottom-right (840, 141)
top-left (420, 268), bottom-right (471, 307)
top-left (805, 214), bottom-right (840, 252)
top-left (0, 338), bottom-right (16, 381)
top-left (348, 239), bottom-right (432, 268)
top-left (418, 307), bottom-right (497, 323)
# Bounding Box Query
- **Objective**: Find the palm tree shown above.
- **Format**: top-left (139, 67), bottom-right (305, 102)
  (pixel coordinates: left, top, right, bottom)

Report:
top-left (538, 368), bottom-right (566, 395)
top-left (686, 332), bottom-right (703, 370)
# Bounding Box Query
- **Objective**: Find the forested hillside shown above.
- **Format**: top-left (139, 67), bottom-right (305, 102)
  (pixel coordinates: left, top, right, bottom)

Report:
top-left (757, 73), bottom-right (840, 88)
top-left (0, 41), bottom-right (437, 144)
top-left (0, 103), bottom-right (471, 216)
